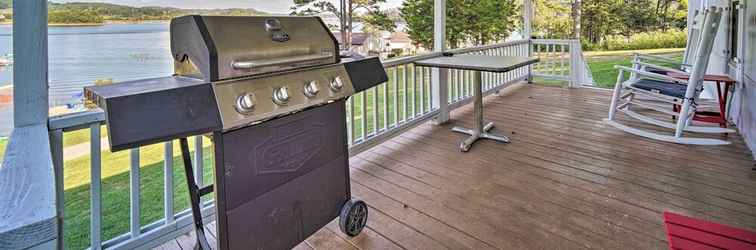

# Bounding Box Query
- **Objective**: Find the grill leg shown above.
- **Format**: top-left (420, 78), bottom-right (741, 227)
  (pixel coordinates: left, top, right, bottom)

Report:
top-left (180, 138), bottom-right (212, 250)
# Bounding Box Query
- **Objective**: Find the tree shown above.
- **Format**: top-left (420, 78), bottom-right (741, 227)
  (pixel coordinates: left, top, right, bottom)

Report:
top-left (48, 8), bottom-right (104, 24)
top-left (533, 0), bottom-right (573, 39)
top-left (401, 0), bottom-right (518, 49)
top-left (580, 0), bottom-right (622, 43)
top-left (534, 0), bottom-right (687, 46)
top-left (291, 0), bottom-right (396, 50)
top-left (463, 0), bottom-right (519, 45)
top-left (621, 0), bottom-right (658, 33)
top-left (657, 0), bottom-right (688, 30)
top-left (362, 10), bottom-right (396, 33)
top-left (400, 0), bottom-right (433, 48)
top-left (572, 0), bottom-right (581, 39)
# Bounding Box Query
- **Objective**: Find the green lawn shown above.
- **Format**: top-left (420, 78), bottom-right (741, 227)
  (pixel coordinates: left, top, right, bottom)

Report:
top-left (0, 137), bottom-right (7, 163)
top-left (64, 138), bottom-right (214, 250)
top-left (0, 126), bottom-right (108, 163)
top-left (63, 126), bottom-right (109, 148)
top-left (587, 52), bottom-right (684, 88)
top-left (583, 48), bottom-right (684, 57)
top-left (62, 135), bottom-right (213, 190)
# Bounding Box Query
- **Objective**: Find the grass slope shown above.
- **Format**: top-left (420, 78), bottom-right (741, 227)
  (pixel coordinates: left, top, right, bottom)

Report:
top-left (64, 141), bottom-right (214, 250)
top-left (587, 52), bottom-right (684, 88)
top-left (63, 126), bottom-right (109, 148)
top-left (0, 137), bottom-right (6, 162)
top-left (0, 127), bottom-right (108, 163)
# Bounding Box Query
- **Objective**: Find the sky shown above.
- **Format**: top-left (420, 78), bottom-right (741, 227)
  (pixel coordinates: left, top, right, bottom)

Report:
top-left (50, 0), bottom-right (407, 14)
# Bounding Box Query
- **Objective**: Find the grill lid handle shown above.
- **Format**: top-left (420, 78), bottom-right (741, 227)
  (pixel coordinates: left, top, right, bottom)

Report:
top-left (232, 54), bottom-right (334, 69)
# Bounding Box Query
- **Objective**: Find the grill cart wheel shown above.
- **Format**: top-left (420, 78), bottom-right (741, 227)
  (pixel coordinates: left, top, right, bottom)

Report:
top-left (339, 199), bottom-right (368, 237)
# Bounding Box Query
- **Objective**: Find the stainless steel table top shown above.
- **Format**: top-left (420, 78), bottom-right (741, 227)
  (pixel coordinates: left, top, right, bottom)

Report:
top-left (414, 55), bottom-right (539, 72)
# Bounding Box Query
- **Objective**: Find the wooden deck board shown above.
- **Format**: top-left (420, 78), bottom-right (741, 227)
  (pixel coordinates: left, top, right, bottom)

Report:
top-left (154, 84), bottom-right (756, 250)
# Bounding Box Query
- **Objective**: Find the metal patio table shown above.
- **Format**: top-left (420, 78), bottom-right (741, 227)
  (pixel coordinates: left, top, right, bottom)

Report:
top-left (415, 54), bottom-right (539, 152)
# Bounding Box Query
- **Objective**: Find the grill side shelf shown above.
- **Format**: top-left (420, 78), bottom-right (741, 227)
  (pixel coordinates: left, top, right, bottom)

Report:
top-left (343, 57), bottom-right (389, 92)
top-left (84, 77), bottom-right (222, 151)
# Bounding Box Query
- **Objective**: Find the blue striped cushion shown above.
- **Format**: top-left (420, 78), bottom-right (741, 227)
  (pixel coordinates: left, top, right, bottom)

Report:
top-left (630, 79), bottom-right (687, 98)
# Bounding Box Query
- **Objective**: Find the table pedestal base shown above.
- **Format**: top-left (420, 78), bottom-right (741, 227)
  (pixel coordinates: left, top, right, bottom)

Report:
top-left (452, 122), bottom-right (510, 152)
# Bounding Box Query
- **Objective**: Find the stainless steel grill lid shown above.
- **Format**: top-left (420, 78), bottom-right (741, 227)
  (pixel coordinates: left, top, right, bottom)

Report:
top-left (170, 15), bottom-right (339, 81)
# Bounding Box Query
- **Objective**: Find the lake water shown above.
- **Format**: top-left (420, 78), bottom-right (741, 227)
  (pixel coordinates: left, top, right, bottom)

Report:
top-left (0, 23), bottom-right (175, 104)
top-left (0, 23), bottom-right (175, 136)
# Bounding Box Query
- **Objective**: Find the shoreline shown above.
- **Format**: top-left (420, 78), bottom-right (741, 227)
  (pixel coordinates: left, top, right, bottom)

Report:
top-left (0, 20), bottom-right (170, 26)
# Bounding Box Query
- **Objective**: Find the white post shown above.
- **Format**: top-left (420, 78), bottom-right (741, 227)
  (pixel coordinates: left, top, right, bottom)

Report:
top-left (523, 0), bottom-right (533, 40)
top-left (1, 1), bottom-right (57, 249)
top-left (569, 40), bottom-right (582, 88)
top-left (339, 0), bottom-right (348, 52)
top-left (431, 0), bottom-right (449, 125)
top-left (523, 0), bottom-right (534, 83)
top-left (573, 0), bottom-right (581, 40)
top-left (687, 0), bottom-right (703, 30)
top-left (13, 0), bottom-right (49, 127)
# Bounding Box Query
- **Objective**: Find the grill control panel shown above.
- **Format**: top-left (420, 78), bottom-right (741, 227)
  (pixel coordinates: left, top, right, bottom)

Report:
top-left (213, 64), bottom-right (356, 131)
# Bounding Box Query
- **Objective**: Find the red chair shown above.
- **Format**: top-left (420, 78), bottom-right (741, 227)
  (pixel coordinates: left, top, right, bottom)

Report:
top-left (664, 212), bottom-right (756, 250)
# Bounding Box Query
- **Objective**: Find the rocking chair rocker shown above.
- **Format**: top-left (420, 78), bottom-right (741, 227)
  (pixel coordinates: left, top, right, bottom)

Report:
top-left (604, 6), bottom-right (733, 145)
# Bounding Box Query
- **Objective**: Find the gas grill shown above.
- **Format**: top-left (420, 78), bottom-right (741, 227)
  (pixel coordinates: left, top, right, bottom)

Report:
top-left (84, 15), bottom-right (388, 250)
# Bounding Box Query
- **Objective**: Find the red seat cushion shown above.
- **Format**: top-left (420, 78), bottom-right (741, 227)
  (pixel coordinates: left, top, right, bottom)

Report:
top-left (664, 212), bottom-right (756, 250)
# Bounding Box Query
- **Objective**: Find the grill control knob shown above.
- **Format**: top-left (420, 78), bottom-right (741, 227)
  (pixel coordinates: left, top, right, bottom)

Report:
top-left (330, 76), bottom-right (344, 92)
top-left (235, 92), bottom-right (256, 113)
top-left (273, 86), bottom-right (290, 105)
top-left (303, 80), bottom-right (320, 98)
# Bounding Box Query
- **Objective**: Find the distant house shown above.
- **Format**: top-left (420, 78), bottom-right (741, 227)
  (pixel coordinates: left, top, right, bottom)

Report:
top-left (386, 31), bottom-right (416, 55)
top-left (334, 30), bottom-right (423, 58)
top-left (334, 32), bottom-right (379, 56)
top-left (325, 19), bottom-right (423, 58)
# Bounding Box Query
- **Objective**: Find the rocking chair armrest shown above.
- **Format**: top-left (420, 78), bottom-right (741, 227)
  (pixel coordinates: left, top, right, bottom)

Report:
top-left (633, 61), bottom-right (689, 75)
top-left (614, 65), bottom-right (689, 84)
top-left (633, 53), bottom-right (688, 66)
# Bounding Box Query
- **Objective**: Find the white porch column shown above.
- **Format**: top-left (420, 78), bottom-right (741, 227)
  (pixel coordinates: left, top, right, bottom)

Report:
top-left (523, 0), bottom-right (534, 83)
top-left (523, 0), bottom-right (533, 39)
top-left (13, 0), bottom-right (49, 127)
top-left (569, 40), bottom-right (584, 88)
top-left (0, 3), bottom-right (57, 250)
top-left (431, 0), bottom-right (450, 124)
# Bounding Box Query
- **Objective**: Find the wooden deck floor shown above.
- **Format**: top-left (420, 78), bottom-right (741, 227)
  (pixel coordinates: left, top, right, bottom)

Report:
top-left (155, 84), bottom-right (756, 250)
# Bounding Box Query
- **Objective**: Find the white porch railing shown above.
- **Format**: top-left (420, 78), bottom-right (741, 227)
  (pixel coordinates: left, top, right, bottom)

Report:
top-left (26, 39), bottom-right (586, 250)
top-left (347, 40), bottom-right (531, 154)
top-left (532, 39), bottom-right (595, 87)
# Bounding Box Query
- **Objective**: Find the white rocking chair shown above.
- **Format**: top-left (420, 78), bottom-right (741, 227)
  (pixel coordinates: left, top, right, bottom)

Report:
top-left (604, 6), bottom-right (733, 146)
